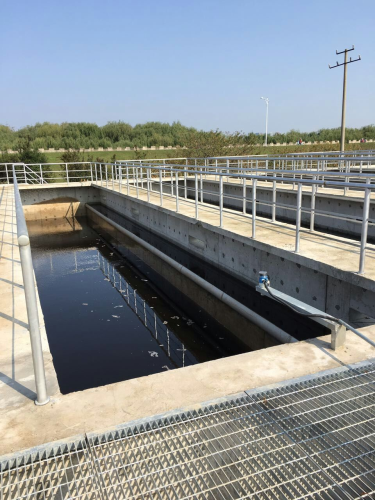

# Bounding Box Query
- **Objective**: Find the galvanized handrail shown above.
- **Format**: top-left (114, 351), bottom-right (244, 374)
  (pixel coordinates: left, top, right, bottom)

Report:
top-left (12, 164), bottom-right (49, 405)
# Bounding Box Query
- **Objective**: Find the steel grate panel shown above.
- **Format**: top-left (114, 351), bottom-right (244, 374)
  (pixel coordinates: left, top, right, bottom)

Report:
top-left (0, 439), bottom-right (101, 500)
top-left (1, 361), bottom-right (375, 499)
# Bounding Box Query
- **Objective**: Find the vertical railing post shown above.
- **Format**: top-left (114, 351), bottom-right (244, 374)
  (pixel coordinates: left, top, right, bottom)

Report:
top-left (295, 183), bottom-right (302, 252)
top-left (175, 172), bottom-right (179, 213)
top-left (219, 175), bottom-right (223, 228)
top-left (40, 164), bottom-right (43, 184)
top-left (66, 163), bottom-right (69, 184)
top-left (159, 169), bottom-right (163, 206)
top-left (242, 175), bottom-right (246, 214)
top-left (184, 167), bottom-right (187, 199)
top-left (147, 168), bottom-right (150, 202)
top-left (111, 164), bottom-right (114, 190)
top-left (200, 166), bottom-right (203, 203)
top-left (359, 178), bottom-right (371, 274)
top-left (195, 173), bottom-right (199, 219)
top-left (126, 166), bottom-right (129, 195)
top-left (310, 177), bottom-right (316, 232)
top-left (135, 166), bottom-right (139, 198)
top-left (5, 164), bottom-right (9, 184)
top-left (100, 164), bottom-right (103, 186)
top-left (272, 180), bottom-right (276, 222)
top-left (119, 164), bottom-right (122, 193)
top-left (105, 164), bottom-right (108, 188)
top-left (90, 163), bottom-right (93, 182)
top-left (252, 179), bottom-right (257, 239)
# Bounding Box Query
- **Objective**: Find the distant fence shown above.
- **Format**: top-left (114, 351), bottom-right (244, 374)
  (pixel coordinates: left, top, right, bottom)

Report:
top-left (2, 139), bottom-right (374, 154)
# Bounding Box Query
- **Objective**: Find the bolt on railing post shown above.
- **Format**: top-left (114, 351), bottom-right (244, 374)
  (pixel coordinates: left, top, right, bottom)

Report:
top-left (242, 175), bottom-right (246, 214)
top-left (159, 169), bottom-right (163, 207)
top-left (272, 180), bottom-right (276, 222)
top-left (359, 178), bottom-right (371, 274)
top-left (195, 173), bottom-right (199, 219)
top-left (175, 172), bottom-right (179, 213)
top-left (219, 175), bottom-right (224, 228)
top-left (310, 177), bottom-right (316, 231)
top-left (295, 183), bottom-right (302, 253)
top-left (252, 179), bottom-right (257, 239)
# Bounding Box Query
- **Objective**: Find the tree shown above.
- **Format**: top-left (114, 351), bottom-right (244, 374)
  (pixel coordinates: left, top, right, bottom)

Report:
top-left (181, 130), bottom-right (254, 159)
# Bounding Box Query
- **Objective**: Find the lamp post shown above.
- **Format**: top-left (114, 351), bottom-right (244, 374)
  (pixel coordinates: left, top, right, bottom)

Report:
top-left (260, 97), bottom-right (269, 146)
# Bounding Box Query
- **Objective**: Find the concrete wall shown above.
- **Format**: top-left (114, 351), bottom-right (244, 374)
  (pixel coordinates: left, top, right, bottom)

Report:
top-left (20, 184), bottom-right (99, 220)
top-left (96, 185), bottom-right (375, 323)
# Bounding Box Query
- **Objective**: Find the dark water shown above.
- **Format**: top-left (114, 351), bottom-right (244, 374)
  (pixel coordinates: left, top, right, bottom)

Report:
top-left (88, 204), bottom-right (327, 341)
top-left (28, 217), bottom-right (247, 394)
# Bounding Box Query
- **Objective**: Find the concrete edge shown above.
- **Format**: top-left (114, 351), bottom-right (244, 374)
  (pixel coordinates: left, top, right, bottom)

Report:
top-left (244, 356), bottom-right (375, 397)
top-left (2, 356), bottom-right (374, 466)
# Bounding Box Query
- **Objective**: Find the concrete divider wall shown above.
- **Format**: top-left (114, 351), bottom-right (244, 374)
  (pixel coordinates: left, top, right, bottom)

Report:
top-left (96, 186), bottom-right (375, 324)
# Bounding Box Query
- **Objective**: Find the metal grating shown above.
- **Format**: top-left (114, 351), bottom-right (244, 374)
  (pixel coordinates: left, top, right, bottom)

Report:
top-left (0, 438), bottom-right (101, 500)
top-left (1, 361), bottom-right (375, 499)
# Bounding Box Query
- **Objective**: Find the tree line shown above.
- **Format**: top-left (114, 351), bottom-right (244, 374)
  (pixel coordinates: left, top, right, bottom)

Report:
top-left (1, 121), bottom-right (374, 153)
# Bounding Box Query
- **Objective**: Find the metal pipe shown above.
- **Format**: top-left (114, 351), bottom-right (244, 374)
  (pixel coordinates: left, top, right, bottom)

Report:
top-left (13, 167), bottom-right (49, 405)
top-left (87, 204), bottom-right (296, 344)
top-left (175, 172), bottom-right (179, 213)
top-left (252, 179), bottom-right (257, 239)
top-left (295, 183), bottom-right (302, 252)
top-left (219, 175), bottom-right (223, 228)
top-left (310, 177), bottom-right (316, 231)
top-left (195, 173), bottom-right (199, 219)
top-left (359, 178), bottom-right (371, 274)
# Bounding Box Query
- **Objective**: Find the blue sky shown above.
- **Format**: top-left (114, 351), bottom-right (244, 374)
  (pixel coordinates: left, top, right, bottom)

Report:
top-left (1, 0), bottom-right (374, 133)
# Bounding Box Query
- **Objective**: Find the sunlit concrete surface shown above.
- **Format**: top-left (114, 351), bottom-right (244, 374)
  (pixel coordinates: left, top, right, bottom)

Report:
top-left (0, 186), bottom-right (60, 410)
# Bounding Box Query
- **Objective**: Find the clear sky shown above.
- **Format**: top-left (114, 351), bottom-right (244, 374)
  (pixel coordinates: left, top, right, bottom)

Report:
top-left (1, 0), bottom-right (374, 133)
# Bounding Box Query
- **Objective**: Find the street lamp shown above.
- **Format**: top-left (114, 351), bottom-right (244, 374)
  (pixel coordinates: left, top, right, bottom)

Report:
top-left (260, 97), bottom-right (269, 146)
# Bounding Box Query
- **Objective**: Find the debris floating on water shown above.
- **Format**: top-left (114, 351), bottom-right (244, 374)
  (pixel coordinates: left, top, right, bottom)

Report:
top-left (148, 351), bottom-right (158, 357)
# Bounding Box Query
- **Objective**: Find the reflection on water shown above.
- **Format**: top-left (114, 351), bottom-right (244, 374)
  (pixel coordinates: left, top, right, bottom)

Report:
top-left (28, 217), bottom-right (246, 394)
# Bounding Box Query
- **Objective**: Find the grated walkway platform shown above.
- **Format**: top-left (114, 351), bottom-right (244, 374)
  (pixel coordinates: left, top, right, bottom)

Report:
top-left (1, 360), bottom-right (375, 499)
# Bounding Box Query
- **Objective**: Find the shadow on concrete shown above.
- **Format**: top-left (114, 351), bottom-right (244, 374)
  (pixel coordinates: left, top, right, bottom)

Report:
top-left (0, 372), bottom-right (36, 401)
top-left (0, 311), bottom-right (29, 330)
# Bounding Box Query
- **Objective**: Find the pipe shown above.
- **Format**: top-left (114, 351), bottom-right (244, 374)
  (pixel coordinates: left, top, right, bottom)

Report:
top-left (86, 204), bottom-right (297, 344)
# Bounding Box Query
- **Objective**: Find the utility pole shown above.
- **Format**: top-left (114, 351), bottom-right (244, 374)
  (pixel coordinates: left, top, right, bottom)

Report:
top-left (260, 97), bottom-right (269, 146)
top-left (329, 46), bottom-right (361, 152)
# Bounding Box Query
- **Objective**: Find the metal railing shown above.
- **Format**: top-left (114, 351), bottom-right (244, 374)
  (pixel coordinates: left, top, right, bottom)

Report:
top-left (94, 161), bottom-right (375, 275)
top-left (12, 165), bottom-right (49, 405)
top-left (5, 157), bottom-right (375, 275)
